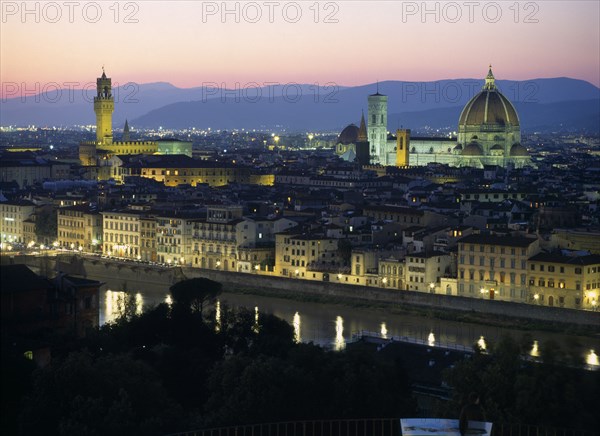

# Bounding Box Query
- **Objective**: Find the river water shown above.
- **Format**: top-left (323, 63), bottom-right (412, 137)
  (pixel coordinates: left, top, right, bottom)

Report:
top-left (100, 288), bottom-right (600, 368)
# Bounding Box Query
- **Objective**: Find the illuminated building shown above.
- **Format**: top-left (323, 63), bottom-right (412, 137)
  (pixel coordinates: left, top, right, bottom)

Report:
top-left (57, 204), bottom-right (102, 251)
top-left (0, 200), bottom-right (35, 245)
top-left (458, 234), bottom-right (540, 303)
top-left (528, 252), bottom-right (600, 310)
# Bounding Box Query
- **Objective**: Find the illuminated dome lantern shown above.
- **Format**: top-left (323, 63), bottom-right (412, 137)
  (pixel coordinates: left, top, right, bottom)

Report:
top-left (457, 66), bottom-right (530, 168)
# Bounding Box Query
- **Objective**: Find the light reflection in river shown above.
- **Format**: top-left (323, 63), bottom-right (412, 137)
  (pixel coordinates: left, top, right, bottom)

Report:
top-left (587, 349), bottom-right (599, 366)
top-left (252, 306), bottom-right (260, 333)
top-left (215, 300), bottom-right (221, 332)
top-left (135, 293), bottom-right (143, 315)
top-left (103, 289), bottom-right (143, 324)
top-left (99, 290), bottom-right (600, 365)
top-left (334, 316), bottom-right (345, 351)
top-left (428, 332), bottom-right (435, 346)
top-left (530, 340), bottom-right (540, 357)
top-left (293, 312), bottom-right (301, 343)
top-left (380, 322), bottom-right (388, 339)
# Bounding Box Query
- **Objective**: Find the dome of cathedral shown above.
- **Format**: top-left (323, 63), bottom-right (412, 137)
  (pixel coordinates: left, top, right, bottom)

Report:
top-left (510, 143), bottom-right (528, 156)
top-left (490, 144), bottom-right (504, 150)
top-left (338, 124), bottom-right (359, 145)
top-left (458, 67), bottom-right (519, 128)
top-left (462, 142), bottom-right (484, 156)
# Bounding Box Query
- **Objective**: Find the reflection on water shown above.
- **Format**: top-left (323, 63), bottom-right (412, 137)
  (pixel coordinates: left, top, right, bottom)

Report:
top-left (380, 322), bottom-right (388, 339)
top-left (135, 293), bottom-right (143, 315)
top-left (334, 316), bottom-right (345, 351)
top-left (293, 312), bottom-right (301, 343)
top-left (530, 340), bottom-right (540, 357)
top-left (215, 300), bottom-right (221, 332)
top-left (252, 306), bottom-right (260, 333)
top-left (428, 332), bottom-right (436, 346)
top-left (100, 290), bottom-right (600, 365)
top-left (103, 289), bottom-right (144, 324)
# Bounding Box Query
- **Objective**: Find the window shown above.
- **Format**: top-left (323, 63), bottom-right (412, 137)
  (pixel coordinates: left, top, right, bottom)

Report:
top-left (548, 266), bottom-right (555, 272)
top-left (575, 268), bottom-right (582, 274)
top-left (531, 264), bottom-right (535, 271)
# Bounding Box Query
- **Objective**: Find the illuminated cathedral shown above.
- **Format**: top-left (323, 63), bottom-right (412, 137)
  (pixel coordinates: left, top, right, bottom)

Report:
top-left (336, 67), bottom-right (531, 169)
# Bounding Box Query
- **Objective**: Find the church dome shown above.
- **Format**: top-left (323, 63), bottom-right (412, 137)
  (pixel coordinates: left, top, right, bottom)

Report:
top-left (490, 144), bottom-right (503, 150)
top-left (510, 143), bottom-right (528, 156)
top-left (338, 124), bottom-right (359, 145)
top-left (462, 142), bottom-right (483, 156)
top-left (458, 67), bottom-right (519, 127)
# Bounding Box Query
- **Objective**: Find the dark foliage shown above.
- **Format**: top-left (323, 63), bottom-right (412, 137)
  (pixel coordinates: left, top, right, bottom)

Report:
top-left (440, 335), bottom-right (600, 432)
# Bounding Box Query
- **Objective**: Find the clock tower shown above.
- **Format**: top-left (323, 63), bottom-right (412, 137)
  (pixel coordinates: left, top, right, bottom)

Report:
top-left (94, 68), bottom-right (114, 145)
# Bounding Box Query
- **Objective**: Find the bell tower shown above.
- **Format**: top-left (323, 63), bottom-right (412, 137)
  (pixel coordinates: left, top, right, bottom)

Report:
top-left (94, 68), bottom-right (114, 145)
top-left (367, 83), bottom-right (388, 165)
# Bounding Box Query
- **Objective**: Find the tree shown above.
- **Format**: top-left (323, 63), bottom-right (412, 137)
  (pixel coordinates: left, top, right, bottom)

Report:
top-left (113, 281), bottom-right (139, 324)
top-left (35, 205), bottom-right (57, 244)
top-left (337, 238), bottom-right (352, 266)
top-left (170, 278), bottom-right (222, 319)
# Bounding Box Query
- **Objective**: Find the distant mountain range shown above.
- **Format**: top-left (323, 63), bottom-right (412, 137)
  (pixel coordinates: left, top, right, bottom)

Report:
top-left (1, 78), bottom-right (598, 133)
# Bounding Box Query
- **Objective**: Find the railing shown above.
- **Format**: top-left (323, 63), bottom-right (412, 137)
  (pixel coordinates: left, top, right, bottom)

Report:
top-left (166, 420), bottom-right (597, 436)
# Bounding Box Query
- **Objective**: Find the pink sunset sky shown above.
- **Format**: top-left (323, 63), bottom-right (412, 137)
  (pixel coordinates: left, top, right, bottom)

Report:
top-left (1, 0), bottom-right (599, 95)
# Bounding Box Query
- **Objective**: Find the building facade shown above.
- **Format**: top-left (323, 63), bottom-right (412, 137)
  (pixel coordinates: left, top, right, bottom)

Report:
top-left (457, 234), bottom-right (540, 303)
top-left (0, 200), bottom-right (36, 245)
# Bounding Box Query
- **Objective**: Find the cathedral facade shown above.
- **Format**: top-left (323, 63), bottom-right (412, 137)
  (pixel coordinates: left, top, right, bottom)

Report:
top-left (337, 67), bottom-right (531, 169)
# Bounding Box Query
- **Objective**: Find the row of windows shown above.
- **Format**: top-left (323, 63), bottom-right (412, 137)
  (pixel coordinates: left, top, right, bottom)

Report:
top-left (460, 255), bottom-right (525, 269)
top-left (461, 244), bottom-right (527, 256)
top-left (104, 221), bottom-right (139, 232)
top-left (530, 264), bottom-right (589, 274)
top-left (460, 269), bottom-right (527, 285)
top-left (105, 233), bottom-right (138, 245)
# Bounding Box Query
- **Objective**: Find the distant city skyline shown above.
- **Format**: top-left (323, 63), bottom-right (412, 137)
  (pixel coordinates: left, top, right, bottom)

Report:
top-left (1, 0), bottom-right (599, 98)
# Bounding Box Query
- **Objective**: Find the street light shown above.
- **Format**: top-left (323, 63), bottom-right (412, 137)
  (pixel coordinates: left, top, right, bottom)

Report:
top-left (430, 282), bottom-right (435, 293)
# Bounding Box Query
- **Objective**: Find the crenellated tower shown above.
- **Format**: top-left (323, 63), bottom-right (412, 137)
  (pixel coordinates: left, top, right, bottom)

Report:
top-left (94, 68), bottom-right (114, 145)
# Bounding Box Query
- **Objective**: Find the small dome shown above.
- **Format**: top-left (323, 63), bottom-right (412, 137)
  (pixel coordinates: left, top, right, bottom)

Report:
top-left (338, 124), bottom-right (359, 145)
top-left (462, 142), bottom-right (483, 156)
top-left (453, 144), bottom-right (463, 151)
top-left (510, 143), bottom-right (528, 156)
top-left (490, 144), bottom-right (503, 150)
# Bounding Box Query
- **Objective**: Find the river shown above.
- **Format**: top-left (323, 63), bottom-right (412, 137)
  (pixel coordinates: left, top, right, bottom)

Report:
top-left (100, 287), bottom-right (600, 368)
